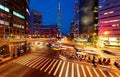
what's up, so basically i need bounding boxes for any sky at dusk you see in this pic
[30,0,75,35]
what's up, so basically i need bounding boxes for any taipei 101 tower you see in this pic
[57,3,62,37]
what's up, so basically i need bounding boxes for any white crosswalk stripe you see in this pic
[81,65,87,77]
[36,57,49,69]
[29,57,42,67]
[65,62,69,77]
[99,69,107,77]
[40,58,52,70]
[76,64,81,77]
[93,68,100,77]
[48,60,59,74]
[53,60,62,76]
[33,57,46,69]
[44,59,56,72]
[87,66,93,77]
[12,55,120,77]
[32,57,46,69]
[115,72,120,77]
[108,71,114,77]
[58,61,66,77]
[71,63,74,77]
[25,57,39,66]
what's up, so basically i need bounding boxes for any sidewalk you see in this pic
[0,57,12,65]
[0,51,30,65]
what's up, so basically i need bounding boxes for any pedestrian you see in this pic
[103,58,106,64]
[98,58,102,65]
[92,59,97,67]
[106,58,111,65]
[87,56,91,62]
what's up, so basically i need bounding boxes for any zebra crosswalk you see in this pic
[13,55,120,77]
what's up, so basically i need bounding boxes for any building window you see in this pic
[13,11,25,19]
[0,4,10,12]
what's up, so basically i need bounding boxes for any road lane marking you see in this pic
[14,55,34,63]
[59,61,66,77]
[77,64,80,77]
[99,69,107,77]
[108,71,114,77]
[65,62,69,77]
[81,65,87,77]
[87,66,93,77]
[20,56,36,65]
[26,57,40,66]
[53,60,62,76]
[17,56,31,63]
[48,60,59,74]
[36,58,49,69]
[20,57,32,65]
[32,57,45,68]
[29,57,42,67]
[71,63,74,77]
[115,72,120,77]
[93,68,100,77]
[44,59,56,72]
[40,59,52,70]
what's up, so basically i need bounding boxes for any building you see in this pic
[0,0,30,58]
[39,25,59,38]
[0,0,30,38]
[30,10,42,38]
[72,0,98,44]
[73,0,98,39]
[70,21,74,39]
[57,3,62,36]
[98,0,120,46]
[73,0,80,38]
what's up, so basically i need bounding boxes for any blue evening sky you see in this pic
[30,0,75,35]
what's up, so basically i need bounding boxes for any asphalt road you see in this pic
[0,45,120,77]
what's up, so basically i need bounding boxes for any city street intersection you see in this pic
[0,41,120,77]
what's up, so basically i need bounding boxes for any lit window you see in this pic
[0,20,9,25]
[104,11,114,15]
[99,6,102,8]
[13,23,24,29]
[13,11,25,19]
[101,20,120,23]
[0,4,10,12]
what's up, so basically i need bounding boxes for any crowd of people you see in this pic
[77,54,111,66]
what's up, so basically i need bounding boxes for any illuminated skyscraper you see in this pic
[57,3,62,36]
[73,0,98,38]
[98,0,120,46]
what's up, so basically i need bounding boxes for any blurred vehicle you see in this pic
[76,52,86,55]
[102,50,117,55]
[84,50,99,56]
[52,47,61,50]
[37,42,43,46]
